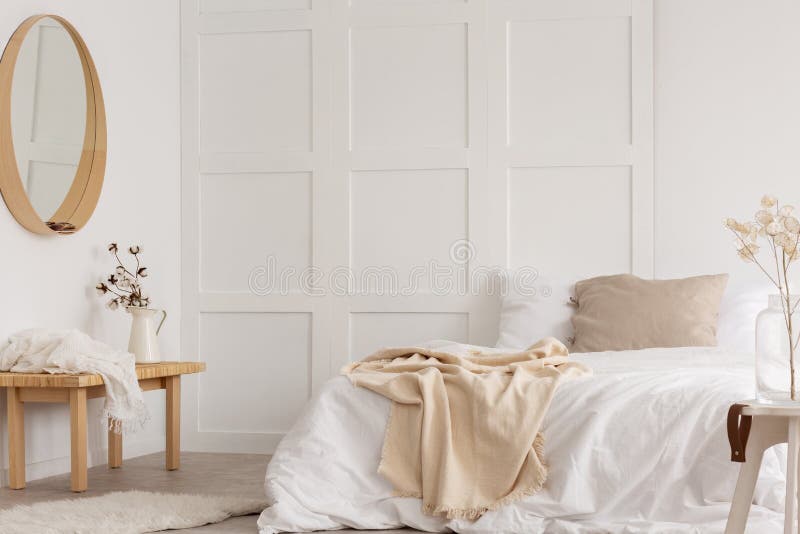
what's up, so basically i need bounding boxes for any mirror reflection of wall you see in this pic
[10,17,86,221]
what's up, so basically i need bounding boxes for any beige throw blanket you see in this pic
[343,337,590,520]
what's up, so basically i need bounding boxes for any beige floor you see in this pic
[0,452,411,533]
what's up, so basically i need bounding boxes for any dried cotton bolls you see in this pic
[96,243,154,313]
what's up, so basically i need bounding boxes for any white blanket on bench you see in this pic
[0,329,148,434]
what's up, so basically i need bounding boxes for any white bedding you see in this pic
[258,346,787,533]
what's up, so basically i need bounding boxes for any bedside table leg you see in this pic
[69,388,88,492]
[165,375,180,471]
[787,418,800,534]
[7,387,26,489]
[108,417,122,468]
[726,416,787,534]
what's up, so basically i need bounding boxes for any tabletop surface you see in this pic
[0,361,205,388]
[737,399,800,416]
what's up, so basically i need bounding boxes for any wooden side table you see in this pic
[0,361,205,492]
[726,400,800,534]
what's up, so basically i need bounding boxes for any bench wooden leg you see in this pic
[108,417,122,469]
[7,387,25,489]
[69,388,88,492]
[726,415,789,534]
[165,375,180,471]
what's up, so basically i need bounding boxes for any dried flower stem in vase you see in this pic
[96,243,151,311]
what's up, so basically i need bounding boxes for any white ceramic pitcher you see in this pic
[127,306,167,363]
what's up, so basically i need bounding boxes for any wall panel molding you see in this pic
[181,0,653,453]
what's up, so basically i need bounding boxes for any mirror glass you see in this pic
[10,16,86,221]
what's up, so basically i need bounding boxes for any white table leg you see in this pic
[727,447,766,533]
[727,416,789,534]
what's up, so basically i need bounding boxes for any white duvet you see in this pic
[258,345,788,533]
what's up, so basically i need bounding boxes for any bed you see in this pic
[257,345,787,533]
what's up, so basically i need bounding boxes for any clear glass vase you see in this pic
[756,294,800,404]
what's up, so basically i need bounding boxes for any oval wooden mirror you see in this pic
[0,14,105,235]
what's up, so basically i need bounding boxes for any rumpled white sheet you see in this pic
[258,343,787,533]
[0,329,149,434]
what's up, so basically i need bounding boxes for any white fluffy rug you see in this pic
[0,490,267,534]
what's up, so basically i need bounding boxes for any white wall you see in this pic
[0,1,181,485]
[180,0,652,453]
[655,0,800,284]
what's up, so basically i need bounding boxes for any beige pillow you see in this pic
[570,273,729,353]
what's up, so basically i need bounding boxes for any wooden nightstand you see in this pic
[0,361,205,492]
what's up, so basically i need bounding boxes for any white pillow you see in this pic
[717,279,773,353]
[495,274,576,350]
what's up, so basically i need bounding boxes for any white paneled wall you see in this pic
[181,0,653,452]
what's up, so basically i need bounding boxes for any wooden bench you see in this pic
[0,361,205,492]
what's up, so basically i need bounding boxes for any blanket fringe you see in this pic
[104,399,150,435]
[393,433,549,521]
[420,467,548,520]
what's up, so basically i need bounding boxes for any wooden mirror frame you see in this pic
[0,14,106,235]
